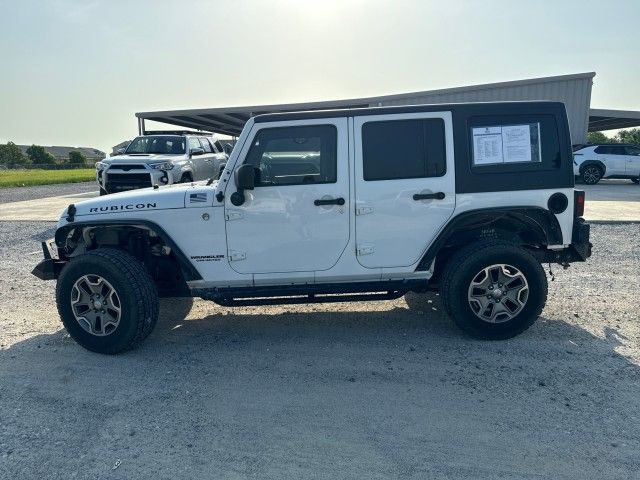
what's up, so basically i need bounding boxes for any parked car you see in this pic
[573,144,640,184]
[33,101,591,354]
[95,132,229,195]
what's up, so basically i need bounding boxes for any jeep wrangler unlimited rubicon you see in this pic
[33,102,591,354]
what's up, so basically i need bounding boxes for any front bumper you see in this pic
[32,239,66,280]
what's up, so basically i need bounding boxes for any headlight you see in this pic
[95,161,107,170]
[150,162,174,171]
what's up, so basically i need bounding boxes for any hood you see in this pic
[106,154,184,163]
[58,181,218,227]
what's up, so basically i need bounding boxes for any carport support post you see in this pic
[138,118,146,136]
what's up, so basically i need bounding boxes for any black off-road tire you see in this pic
[180,173,193,183]
[580,165,603,185]
[440,241,547,340]
[56,248,159,354]
[99,187,108,196]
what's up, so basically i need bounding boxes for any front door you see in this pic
[225,119,350,274]
[353,112,456,269]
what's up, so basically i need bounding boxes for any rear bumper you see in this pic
[537,218,591,264]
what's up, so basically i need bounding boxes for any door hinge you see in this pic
[356,244,375,256]
[356,206,374,216]
[229,250,246,261]
[225,211,243,221]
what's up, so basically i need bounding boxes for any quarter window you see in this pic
[244,125,337,186]
[214,140,224,153]
[362,119,446,181]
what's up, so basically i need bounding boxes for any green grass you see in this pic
[0,169,95,188]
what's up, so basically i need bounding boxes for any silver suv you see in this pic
[573,144,640,184]
[96,132,229,195]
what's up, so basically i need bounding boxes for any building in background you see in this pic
[135,72,640,145]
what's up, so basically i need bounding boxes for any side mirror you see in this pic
[191,147,205,157]
[116,148,126,155]
[235,164,255,190]
[224,143,234,155]
[230,164,255,206]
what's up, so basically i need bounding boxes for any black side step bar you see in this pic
[193,279,428,307]
[215,291,406,307]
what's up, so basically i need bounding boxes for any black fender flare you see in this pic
[54,219,202,281]
[416,206,563,271]
[578,160,606,176]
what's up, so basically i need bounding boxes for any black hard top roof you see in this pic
[253,101,566,124]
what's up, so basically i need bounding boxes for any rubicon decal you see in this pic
[89,203,157,213]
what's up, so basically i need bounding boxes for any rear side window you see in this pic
[244,125,337,186]
[362,119,446,181]
[625,146,640,156]
[200,138,213,153]
[468,114,561,173]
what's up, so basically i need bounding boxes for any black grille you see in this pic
[105,173,151,192]
[108,164,147,171]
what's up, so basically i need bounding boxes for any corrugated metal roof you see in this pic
[136,73,614,143]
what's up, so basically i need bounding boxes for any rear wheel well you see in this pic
[422,210,557,286]
[56,224,191,297]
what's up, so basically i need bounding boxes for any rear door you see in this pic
[353,112,456,268]
[198,137,218,178]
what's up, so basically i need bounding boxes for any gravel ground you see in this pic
[0,182,97,204]
[0,221,639,479]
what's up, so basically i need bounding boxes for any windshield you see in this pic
[125,136,186,155]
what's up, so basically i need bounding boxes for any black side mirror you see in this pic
[224,143,233,155]
[116,148,126,155]
[191,147,205,157]
[231,164,255,206]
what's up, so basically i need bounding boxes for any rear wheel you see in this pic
[441,241,547,340]
[631,177,639,184]
[56,248,159,354]
[581,165,603,185]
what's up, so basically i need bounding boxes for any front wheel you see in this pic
[56,248,159,354]
[440,241,547,340]
[581,165,603,185]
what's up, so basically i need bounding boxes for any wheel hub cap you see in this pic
[70,274,122,336]
[467,264,529,323]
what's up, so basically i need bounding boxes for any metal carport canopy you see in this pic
[135,99,371,137]
[588,108,640,132]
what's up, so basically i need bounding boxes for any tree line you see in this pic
[0,142,88,167]
[587,128,640,145]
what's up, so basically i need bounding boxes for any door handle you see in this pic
[413,192,445,201]
[314,197,345,206]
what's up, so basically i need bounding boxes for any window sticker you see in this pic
[472,123,541,165]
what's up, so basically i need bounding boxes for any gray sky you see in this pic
[1,0,638,153]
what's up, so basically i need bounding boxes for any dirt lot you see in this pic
[0,219,639,480]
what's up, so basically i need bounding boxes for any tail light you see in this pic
[574,190,585,217]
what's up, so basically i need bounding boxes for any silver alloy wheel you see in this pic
[70,274,122,336]
[582,166,601,184]
[467,264,529,323]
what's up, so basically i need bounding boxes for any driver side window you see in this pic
[244,125,337,186]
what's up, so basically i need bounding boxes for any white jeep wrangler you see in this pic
[96,132,229,195]
[34,102,592,354]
